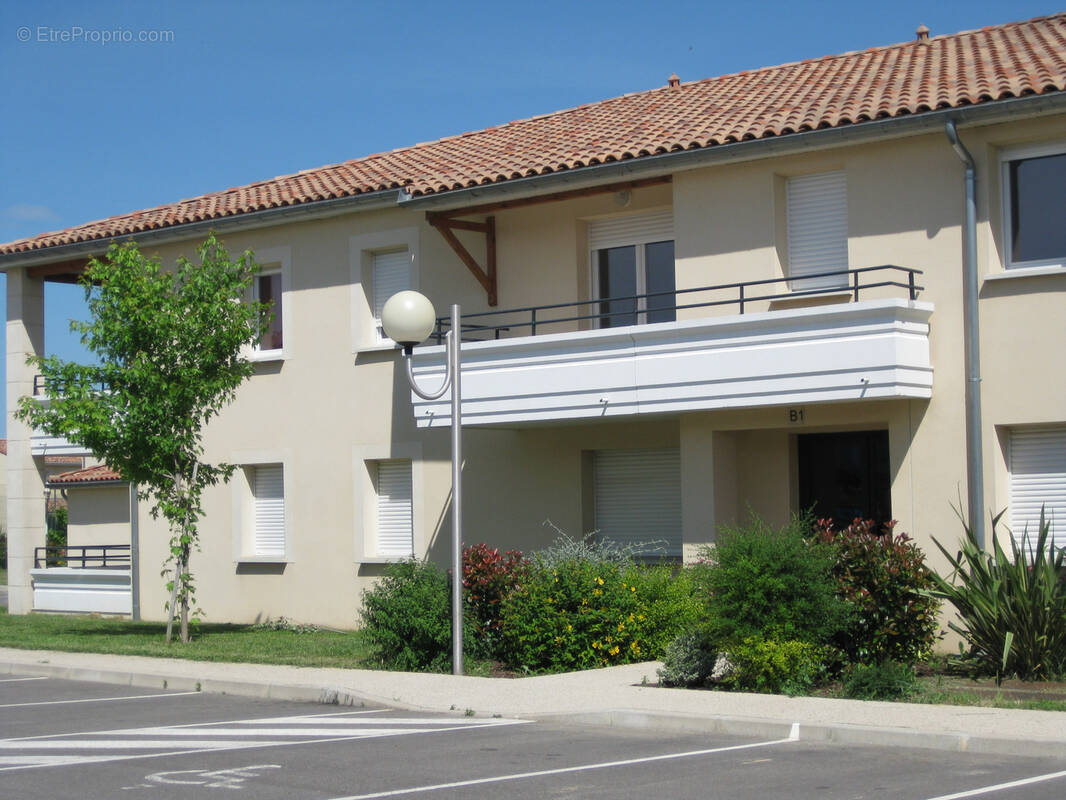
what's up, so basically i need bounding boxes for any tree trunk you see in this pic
[180,543,190,643]
[165,557,182,644]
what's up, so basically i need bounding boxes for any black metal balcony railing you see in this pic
[32,375,108,397]
[432,265,923,344]
[34,544,131,569]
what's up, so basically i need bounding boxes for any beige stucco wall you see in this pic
[10,112,1055,629]
[66,485,130,549]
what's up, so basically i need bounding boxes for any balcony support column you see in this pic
[680,416,737,561]
[6,267,47,614]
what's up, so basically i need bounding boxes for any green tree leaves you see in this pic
[17,234,270,642]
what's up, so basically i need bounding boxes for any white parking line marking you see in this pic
[0,676,49,683]
[0,711,531,772]
[924,769,1066,800]
[119,727,447,737]
[327,734,801,800]
[0,739,297,750]
[0,691,201,708]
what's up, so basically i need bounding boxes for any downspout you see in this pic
[944,119,985,547]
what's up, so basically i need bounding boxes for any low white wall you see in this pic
[30,568,132,615]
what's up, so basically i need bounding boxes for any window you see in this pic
[593,448,681,558]
[374,460,414,557]
[786,171,848,291]
[350,229,419,350]
[372,250,411,342]
[1009,426,1065,554]
[1001,143,1066,270]
[255,271,283,351]
[589,210,675,328]
[252,464,285,557]
[249,246,291,360]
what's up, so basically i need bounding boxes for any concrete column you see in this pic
[680,414,737,561]
[6,268,46,614]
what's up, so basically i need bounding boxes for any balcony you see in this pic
[28,375,94,456]
[408,266,933,427]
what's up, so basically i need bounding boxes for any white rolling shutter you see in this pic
[376,460,414,557]
[253,465,285,556]
[1009,427,1066,553]
[588,209,674,250]
[372,250,411,338]
[594,448,681,557]
[787,171,848,291]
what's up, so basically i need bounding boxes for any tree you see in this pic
[17,234,269,642]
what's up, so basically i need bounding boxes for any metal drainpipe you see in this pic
[944,119,986,548]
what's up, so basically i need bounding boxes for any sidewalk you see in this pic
[3,647,1064,759]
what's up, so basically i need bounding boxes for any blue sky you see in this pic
[0,0,1058,434]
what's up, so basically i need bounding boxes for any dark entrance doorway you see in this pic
[798,430,891,528]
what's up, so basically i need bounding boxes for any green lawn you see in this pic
[0,609,374,669]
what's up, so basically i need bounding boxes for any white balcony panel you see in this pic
[31,434,92,457]
[31,568,132,614]
[410,299,933,427]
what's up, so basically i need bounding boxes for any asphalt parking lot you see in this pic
[1,676,1065,800]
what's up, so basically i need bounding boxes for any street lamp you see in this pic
[380,291,464,675]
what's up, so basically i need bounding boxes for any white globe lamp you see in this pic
[381,290,437,353]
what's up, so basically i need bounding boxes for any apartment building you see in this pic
[2,14,1064,626]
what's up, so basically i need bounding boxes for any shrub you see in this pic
[724,637,826,695]
[658,628,718,688]
[462,543,526,658]
[0,526,6,570]
[498,533,699,672]
[695,514,848,647]
[928,508,1066,682]
[841,660,919,700]
[812,518,941,665]
[359,560,460,672]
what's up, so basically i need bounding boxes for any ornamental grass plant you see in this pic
[928,508,1066,683]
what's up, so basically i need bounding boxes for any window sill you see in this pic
[360,555,414,564]
[236,555,289,564]
[249,349,286,363]
[354,342,400,355]
[985,265,1066,282]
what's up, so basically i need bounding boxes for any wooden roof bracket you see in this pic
[427,213,497,306]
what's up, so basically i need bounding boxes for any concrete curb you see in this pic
[0,659,393,709]
[551,710,1066,759]
[4,656,1065,760]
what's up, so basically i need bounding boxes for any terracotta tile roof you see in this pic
[48,464,124,485]
[2,13,1064,258]
[44,455,85,466]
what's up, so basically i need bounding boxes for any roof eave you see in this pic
[0,187,404,270]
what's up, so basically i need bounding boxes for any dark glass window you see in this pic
[595,240,675,328]
[798,430,891,529]
[1008,152,1066,266]
[257,272,283,350]
[597,245,637,328]
[644,240,676,324]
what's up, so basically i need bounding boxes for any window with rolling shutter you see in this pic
[372,250,411,341]
[593,448,681,558]
[787,171,848,291]
[1009,426,1066,554]
[375,460,414,557]
[253,465,285,557]
[588,210,676,328]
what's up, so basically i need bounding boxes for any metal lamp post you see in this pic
[380,291,464,676]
